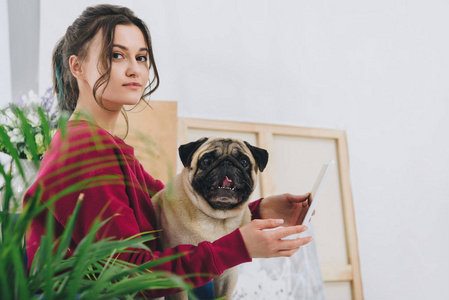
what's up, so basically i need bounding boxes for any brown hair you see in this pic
[52,4,159,114]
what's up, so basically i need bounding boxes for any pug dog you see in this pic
[151,137,269,300]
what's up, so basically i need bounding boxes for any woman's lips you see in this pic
[123,82,142,89]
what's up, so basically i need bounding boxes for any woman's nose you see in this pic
[125,60,139,77]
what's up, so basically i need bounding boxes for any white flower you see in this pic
[26,90,40,106]
[35,133,44,145]
[2,108,18,127]
[35,133,46,154]
[0,113,10,127]
[8,128,24,144]
[1,87,59,159]
[28,111,41,126]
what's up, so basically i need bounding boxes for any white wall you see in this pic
[35,0,449,299]
[8,0,40,99]
[0,0,11,106]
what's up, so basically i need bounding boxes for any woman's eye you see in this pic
[137,56,148,62]
[112,53,124,59]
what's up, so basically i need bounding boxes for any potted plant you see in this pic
[0,93,200,299]
[0,88,62,209]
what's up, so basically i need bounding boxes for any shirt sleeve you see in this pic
[58,172,251,298]
[249,198,263,219]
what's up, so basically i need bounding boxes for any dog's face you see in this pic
[179,138,269,211]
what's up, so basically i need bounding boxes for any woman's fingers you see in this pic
[277,248,302,257]
[278,235,313,250]
[271,224,308,240]
[253,218,285,230]
[240,219,313,258]
[268,225,313,256]
[286,193,310,203]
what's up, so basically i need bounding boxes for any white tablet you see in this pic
[302,160,335,226]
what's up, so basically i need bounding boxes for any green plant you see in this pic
[0,106,202,299]
[0,88,60,161]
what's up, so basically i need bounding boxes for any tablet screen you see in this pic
[302,160,335,226]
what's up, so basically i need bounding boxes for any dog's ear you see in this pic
[244,141,269,172]
[179,137,209,168]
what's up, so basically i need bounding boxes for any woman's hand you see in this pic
[258,193,313,227]
[239,219,312,258]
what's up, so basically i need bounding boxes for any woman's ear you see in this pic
[69,55,83,79]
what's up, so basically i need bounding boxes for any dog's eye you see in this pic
[201,157,213,166]
[240,158,249,168]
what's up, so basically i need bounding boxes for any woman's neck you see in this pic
[70,96,121,134]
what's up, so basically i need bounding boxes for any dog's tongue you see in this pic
[222,176,233,188]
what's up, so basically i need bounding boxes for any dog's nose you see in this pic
[221,160,232,167]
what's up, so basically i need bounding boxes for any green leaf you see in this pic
[53,195,84,263]
[0,125,24,179]
[11,244,31,300]
[42,202,55,298]
[37,107,51,149]
[13,107,39,162]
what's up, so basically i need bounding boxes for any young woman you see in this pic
[24,4,313,298]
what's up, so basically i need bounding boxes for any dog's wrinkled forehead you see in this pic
[198,138,246,156]
[204,139,247,156]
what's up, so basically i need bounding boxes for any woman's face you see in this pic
[83,24,150,110]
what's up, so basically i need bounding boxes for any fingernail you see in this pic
[303,226,308,231]
[276,219,284,225]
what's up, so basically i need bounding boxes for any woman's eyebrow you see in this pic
[113,44,149,52]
